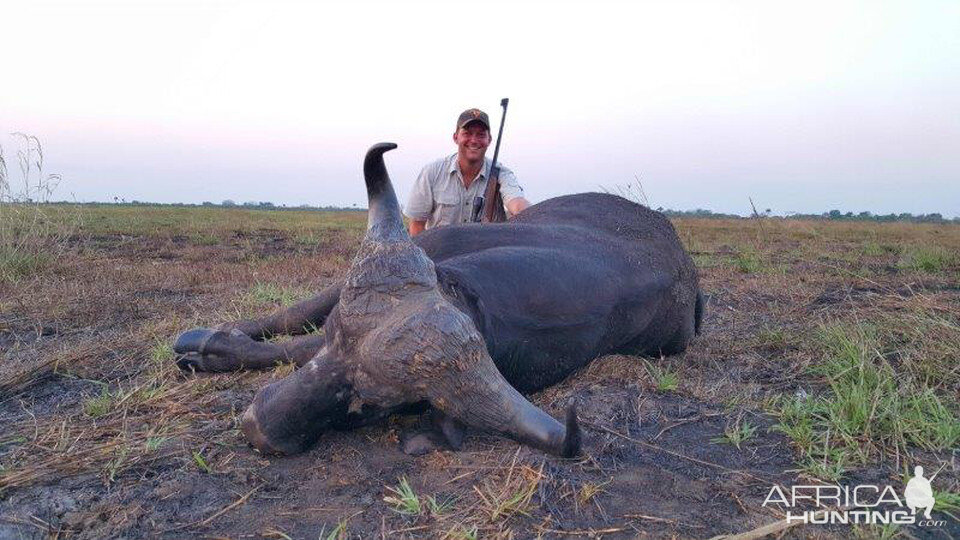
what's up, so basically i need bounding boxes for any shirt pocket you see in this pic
[433,194,463,227]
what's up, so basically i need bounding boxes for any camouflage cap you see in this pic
[456,108,490,131]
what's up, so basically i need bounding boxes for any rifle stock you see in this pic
[482,164,507,223]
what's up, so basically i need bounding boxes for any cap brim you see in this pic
[458,119,490,130]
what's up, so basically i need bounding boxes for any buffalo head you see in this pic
[240,143,580,457]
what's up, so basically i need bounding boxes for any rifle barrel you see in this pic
[474,98,510,223]
[489,98,509,172]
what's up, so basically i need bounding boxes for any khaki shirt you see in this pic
[403,154,524,230]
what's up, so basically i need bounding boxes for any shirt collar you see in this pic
[449,153,489,181]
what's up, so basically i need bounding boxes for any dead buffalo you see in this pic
[175,143,703,458]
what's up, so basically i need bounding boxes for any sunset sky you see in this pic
[2,0,957,216]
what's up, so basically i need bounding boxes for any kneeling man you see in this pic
[404,108,530,236]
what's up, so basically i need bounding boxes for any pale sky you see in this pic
[2,0,958,217]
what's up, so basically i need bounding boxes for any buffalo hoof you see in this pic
[174,327,218,354]
[400,410,466,455]
[176,352,233,373]
[174,327,254,372]
[400,430,450,456]
[431,409,465,450]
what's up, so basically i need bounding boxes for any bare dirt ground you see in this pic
[1,208,958,539]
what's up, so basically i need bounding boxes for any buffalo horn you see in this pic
[431,358,581,458]
[363,142,404,240]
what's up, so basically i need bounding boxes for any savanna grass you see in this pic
[644,360,679,391]
[774,322,960,480]
[320,519,350,540]
[734,247,763,274]
[3,197,958,537]
[384,476,422,515]
[71,204,366,238]
[244,281,311,308]
[711,418,758,449]
[0,134,83,283]
[898,245,957,273]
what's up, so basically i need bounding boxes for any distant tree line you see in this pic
[657,208,742,219]
[43,200,365,212]
[655,207,958,224]
[34,200,959,223]
[784,209,956,224]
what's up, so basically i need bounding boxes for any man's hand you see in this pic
[409,219,427,237]
[506,197,531,217]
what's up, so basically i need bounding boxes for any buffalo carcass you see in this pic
[175,143,703,458]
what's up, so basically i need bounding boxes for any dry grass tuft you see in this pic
[0,134,84,283]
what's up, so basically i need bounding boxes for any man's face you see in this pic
[453,121,491,163]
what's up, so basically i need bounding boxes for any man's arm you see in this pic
[409,219,426,236]
[404,162,437,234]
[506,197,530,216]
[497,165,529,217]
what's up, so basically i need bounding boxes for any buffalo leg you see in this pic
[175,330,324,372]
[218,282,342,339]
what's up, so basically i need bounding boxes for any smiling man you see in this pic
[404,108,531,236]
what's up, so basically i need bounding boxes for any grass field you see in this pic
[1,204,958,539]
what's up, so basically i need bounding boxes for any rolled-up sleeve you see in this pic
[496,165,524,204]
[404,164,435,221]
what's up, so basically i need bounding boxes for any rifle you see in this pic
[470,98,509,223]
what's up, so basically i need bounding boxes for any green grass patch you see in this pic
[644,361,679,392]
[711,418,757,449]
[243,282,308,308]
[753,326,794,350]
[320,519,349,540]
[933,489,960,521]
[478,477,539,521]
[192,450,212,473]
[0,248,52,282]
[898,245,956,273]
[773,323,960,481]
[384,476,421,515]
[879,311,960,392]
[692,252,723,269]
[799,452,851,484]
[63,205,367,237]
[734,248,762,273]
[294,230,326,247]
[83,389,117,418]
[144,437,168,452]
[446,527,478,540]
[426,494,456,516]
[188,231,220,246]
[149,339,174,366]
[861,241,899,257]
[105,446,131,484]
[1,137,85,283]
